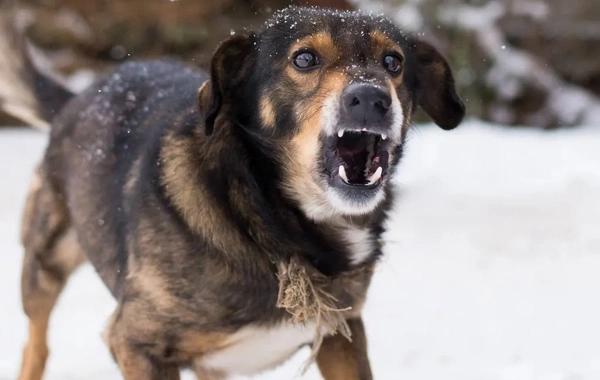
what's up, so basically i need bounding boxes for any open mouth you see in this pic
[326,129,391,188]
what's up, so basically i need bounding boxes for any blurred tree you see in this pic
[2,0,599,128]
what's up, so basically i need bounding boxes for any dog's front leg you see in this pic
[105,310,181,380]
[316,317,373,380]
[109,342,180,380]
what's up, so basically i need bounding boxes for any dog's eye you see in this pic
[383,54,403,74]
[292,51,320,71]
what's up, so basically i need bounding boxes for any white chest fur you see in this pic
[343,224,375,265]
[198,322,318,375]
[196,225,373,375]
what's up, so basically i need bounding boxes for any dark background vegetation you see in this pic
[2,0,599,128]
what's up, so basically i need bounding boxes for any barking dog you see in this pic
[4,6,465,380]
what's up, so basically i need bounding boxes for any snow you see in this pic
[438,2,600,127]
[1,120,600,379]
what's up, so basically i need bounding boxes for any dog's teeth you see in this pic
[339,165,349,183]
[338,130,344,138]
[362,128,367,132]
[366,167,383,185]
[381,133,387,140]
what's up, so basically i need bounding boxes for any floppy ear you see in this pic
[408,39,465,130]
[199,33,257,135]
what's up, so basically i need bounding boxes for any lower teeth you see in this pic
[338,165,382,186]
[366,166,383,185]
[338,165,349,183]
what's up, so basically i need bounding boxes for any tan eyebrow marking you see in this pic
[370,30,405,87]
[370,30,404,59]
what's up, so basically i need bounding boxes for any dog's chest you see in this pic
[197,323,318,375]
[342,224,375,265]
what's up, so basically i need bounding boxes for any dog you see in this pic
[2,5,465,380]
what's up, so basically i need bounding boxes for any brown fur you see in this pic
[259,94,276,128]
[370,31,405,89]
[19,171,85,380]
[194,367,226,380]
[317,318,373,380]
[13,6,465,380]
[370,31,404,60]
[285,70,349,215]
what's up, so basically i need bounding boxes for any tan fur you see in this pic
[105,303,229,372]
[129,264,176,311]
[177,332,229,356]
[371,30,405,87]
[197,81,212,115]
[19,229,85,380]
[124,157,143,195]
[20,173,65,250]
[14,8,464,379]
[285,32,339,91]
[259,94,276,128]
[105,304,167,360]
[282,71,348,219]
[18,320,49,380]
[291,71,349,168]
[160,132,248,254]
[19,172,85,380]
[52,228,86,275]
[295,32,339,63]
[284,65,320,94]
[107,336,181,380]
[193,367,226,380]
[19,171,43,243]
[370,30,404,59]
[316,318,372,380]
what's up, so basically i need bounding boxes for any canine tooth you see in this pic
[366,166,383,185]
[338,130,344,138]
[381,133,387,140]
[361,128,367,132]
[339,165,349,183]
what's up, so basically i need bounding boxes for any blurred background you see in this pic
[1,1,599,380]
[0,0,599,128]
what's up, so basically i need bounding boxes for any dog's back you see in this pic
[42,60,208,292]
[1,17,210,376]
[0,12,210,292]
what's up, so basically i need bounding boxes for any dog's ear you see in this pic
[199,33,257,135]
[408,38,465,130]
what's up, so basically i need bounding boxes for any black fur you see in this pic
[15,6,465,379]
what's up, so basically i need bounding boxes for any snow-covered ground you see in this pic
[1,120,599,380]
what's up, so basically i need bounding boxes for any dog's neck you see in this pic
[234,123,393,269]
[161,122,387,276]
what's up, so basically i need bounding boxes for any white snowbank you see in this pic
[1,120,599,379]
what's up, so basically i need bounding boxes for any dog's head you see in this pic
[199,7,465,220]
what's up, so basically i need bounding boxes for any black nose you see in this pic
[343,84,392,123]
